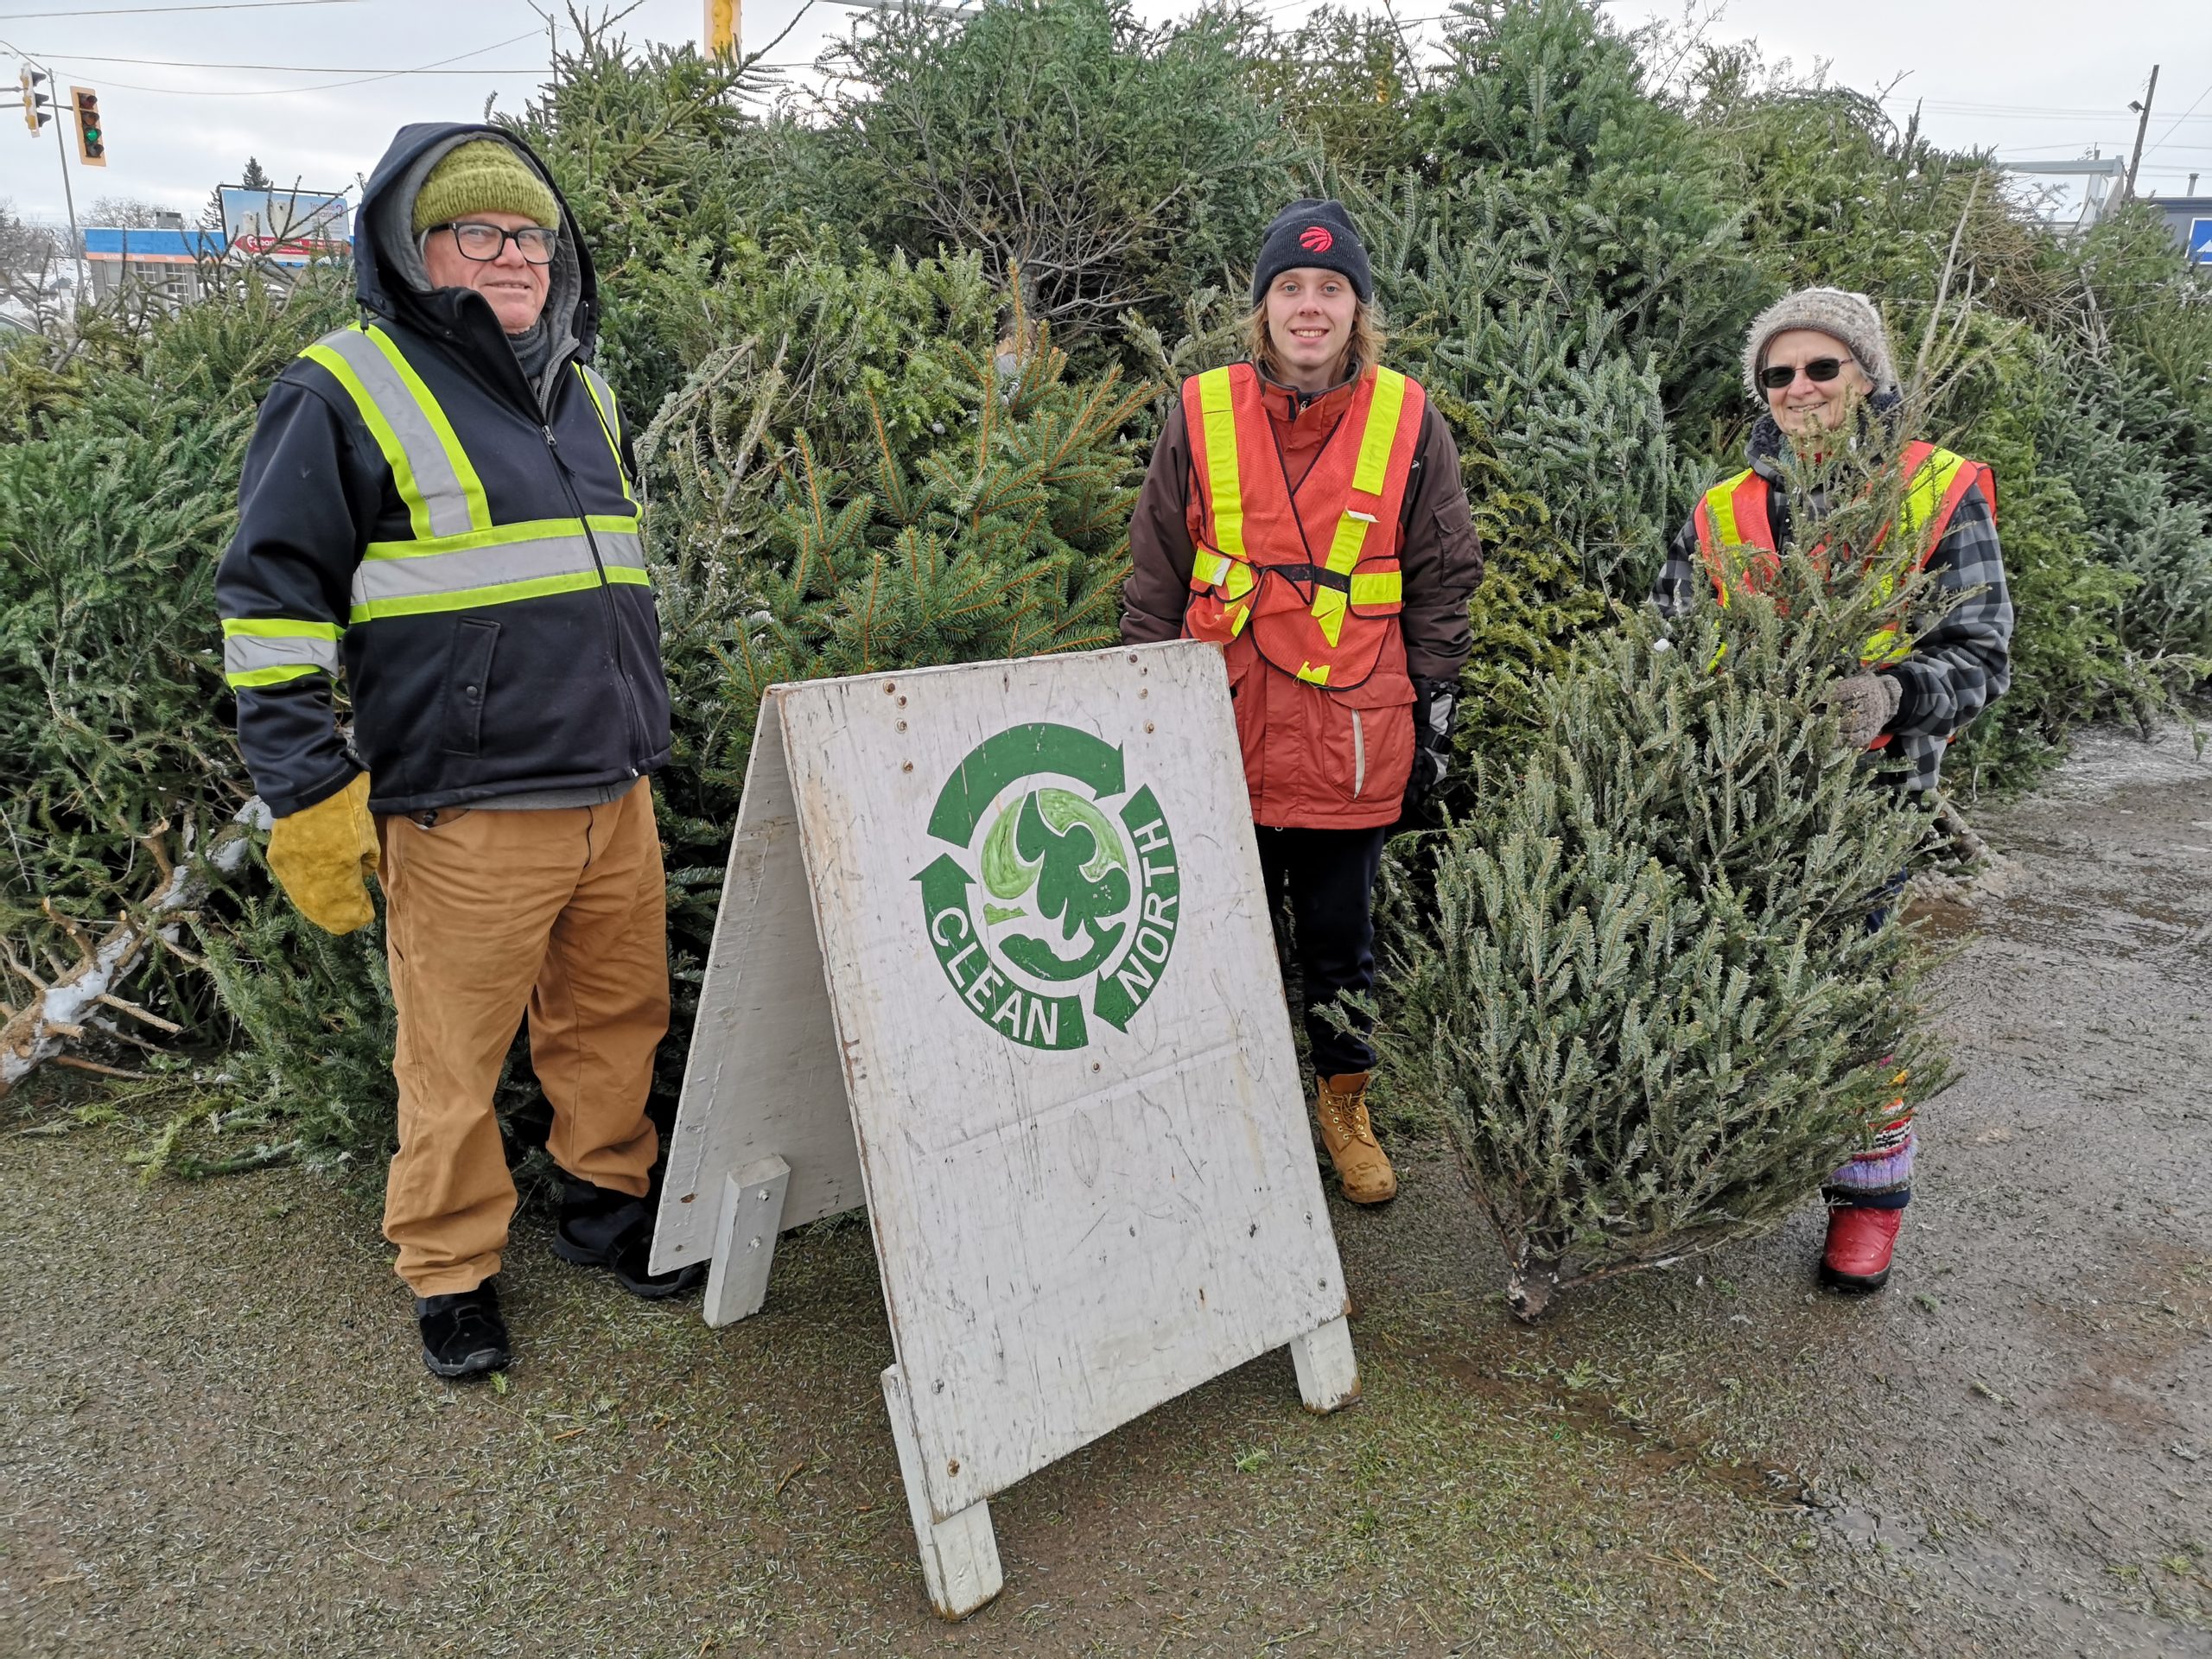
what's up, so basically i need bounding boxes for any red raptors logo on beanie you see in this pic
[1300,225,1333,253]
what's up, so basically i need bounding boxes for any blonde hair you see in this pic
[1244,299,1388,386]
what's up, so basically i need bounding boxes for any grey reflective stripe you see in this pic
[351,529,648,610]
[224,632,342,677]
[309,327,482,539]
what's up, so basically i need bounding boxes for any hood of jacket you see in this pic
[352,122,599,404]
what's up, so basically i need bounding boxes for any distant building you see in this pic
[85,188,352,308]
[84,221,227,306]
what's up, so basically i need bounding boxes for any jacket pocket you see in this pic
[1315,672,1414,810]
[439,618,500,756]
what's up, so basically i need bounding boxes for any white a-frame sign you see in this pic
[649,641,1358,1619]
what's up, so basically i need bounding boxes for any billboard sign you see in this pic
[218,187,348,259]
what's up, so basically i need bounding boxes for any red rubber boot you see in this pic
[1821,1205,1903,1293]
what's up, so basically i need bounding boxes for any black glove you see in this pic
[1404,675,1459,813]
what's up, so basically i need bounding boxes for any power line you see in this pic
[23,49,546,71]
[52,30,548,96]
[0,0,363,16]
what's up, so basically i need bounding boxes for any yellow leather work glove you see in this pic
[266,772,380,936]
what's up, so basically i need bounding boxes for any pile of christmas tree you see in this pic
[1371,431,1949,1314]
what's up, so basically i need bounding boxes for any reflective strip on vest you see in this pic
[301,325,492,542]
[351,518,646,622]
[1694,446,1987,669]
[575,362,638,514]
[1348,571,1401,607]
[1308,368,1411,652]
[1192,367,1253,632]
[220,616,343,688]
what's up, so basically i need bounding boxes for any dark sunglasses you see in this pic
[1759,355,1854,391]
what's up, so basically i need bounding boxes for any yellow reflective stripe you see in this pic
[1351,369,1408,496]
[1348,571,1401,607]
[1313,512,1368,646]
[365,515,640,561]
[226,663,323,688]
[221,616,340,639]
[1195,369,1246,569]
[360,324,491,533]
[302,337,432,540]
[1296,661,1332,685]
[223,628,342,681]
[351,526,646,614]
[1703,480,1744,551]
[1228,603,1250,638]
[1860,625,1907,666]
[1192,550,1233,587]
[575,364,638,513]
[1899,449,1963,550]
[352,565,650,624]
[300,325,491,541]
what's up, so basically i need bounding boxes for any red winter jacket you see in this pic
[1122,370,1483,829]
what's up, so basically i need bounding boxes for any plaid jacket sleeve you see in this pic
[1651,515,1703,618]
[1881,480,2012,741]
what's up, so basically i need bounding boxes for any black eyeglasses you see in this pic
[1759,355,1855,391]
[430,221,558,265]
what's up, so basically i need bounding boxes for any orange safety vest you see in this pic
[1691,440,1995,747]
[1181,362,1426,689]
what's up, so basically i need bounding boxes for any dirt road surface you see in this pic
[3,728,2207,1657]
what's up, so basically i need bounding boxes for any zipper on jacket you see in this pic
[1351,710,1366,798]
[543,419,647,773]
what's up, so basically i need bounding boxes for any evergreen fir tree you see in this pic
[1370,416,1955,1316]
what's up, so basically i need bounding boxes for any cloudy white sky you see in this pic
[0,0,2204,226]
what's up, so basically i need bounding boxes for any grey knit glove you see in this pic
[1822,672,1902,749]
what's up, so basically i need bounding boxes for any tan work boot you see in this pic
[1314,1071,1397,1205]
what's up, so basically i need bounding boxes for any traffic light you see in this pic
[18,67,51,135]
[703,0,737,57]
[71,86,103,165]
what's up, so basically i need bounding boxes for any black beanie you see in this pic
[1250,199,1372,305]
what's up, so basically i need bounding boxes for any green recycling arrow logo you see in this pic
[916,722,1181,1052]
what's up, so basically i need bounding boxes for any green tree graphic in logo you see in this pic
[916,723,1180,1052]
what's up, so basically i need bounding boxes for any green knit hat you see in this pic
[411,139,560,236]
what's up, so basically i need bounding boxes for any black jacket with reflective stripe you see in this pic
[215,122,671,818]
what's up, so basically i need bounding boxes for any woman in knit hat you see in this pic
[1122,200,1484,1206]
[1650,286,2014,1294]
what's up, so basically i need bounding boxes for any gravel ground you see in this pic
[2,727,2207,1657]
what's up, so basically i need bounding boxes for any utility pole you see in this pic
[2124,63,2159,202]
[42,66,84,298]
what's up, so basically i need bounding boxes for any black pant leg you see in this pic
[1277,824,1387,1079]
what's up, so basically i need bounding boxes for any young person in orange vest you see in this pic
[1123,200,1484,1205]
[1653,286,2013,1293]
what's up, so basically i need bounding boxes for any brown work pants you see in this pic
[376,782,668,1295]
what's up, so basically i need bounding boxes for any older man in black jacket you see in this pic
[217,124,699,1379]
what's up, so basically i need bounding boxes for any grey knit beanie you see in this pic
[1741,287,1897,399]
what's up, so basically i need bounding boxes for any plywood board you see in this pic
[650,693,862,1275]
[776,641,1347,1523]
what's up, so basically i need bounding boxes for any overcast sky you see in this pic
[0,0,2204,226]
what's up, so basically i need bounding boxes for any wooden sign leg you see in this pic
[701,1155,791,1328]
[1289,1315,1360,1413]
[881,1364,1003,1620]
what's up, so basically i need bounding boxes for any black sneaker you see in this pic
[552,1180,706,1300]
[416,1281,512,1379]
